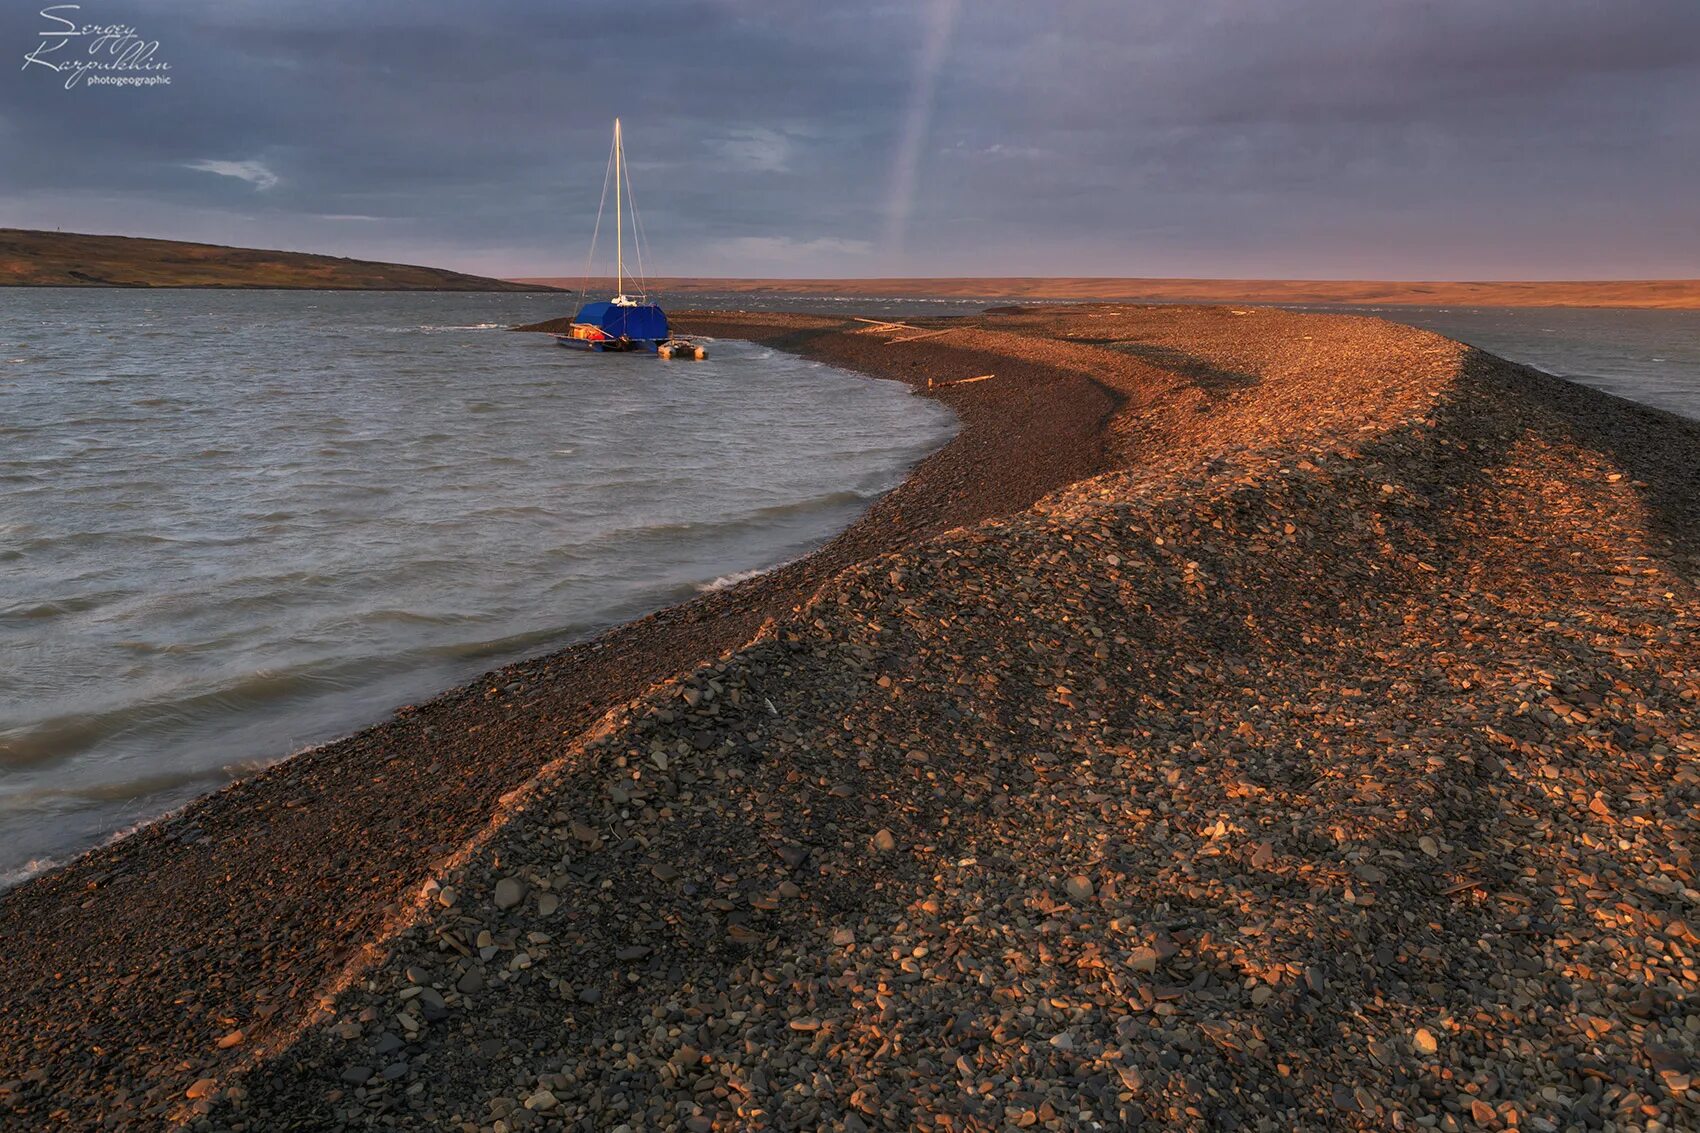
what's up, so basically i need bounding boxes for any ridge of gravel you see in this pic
[7,306,1699,1132]
[220,309,1698,1131]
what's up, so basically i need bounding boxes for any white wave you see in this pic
[0,855,62,890]
[0,753,289,893]
[696,566,774,592]
[0,808,161,892]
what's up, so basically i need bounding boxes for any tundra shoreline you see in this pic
[0,228,564,291]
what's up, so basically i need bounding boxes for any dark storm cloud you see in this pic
[2,0,1697,277]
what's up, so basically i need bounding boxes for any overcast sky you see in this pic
[3,1,1698,279]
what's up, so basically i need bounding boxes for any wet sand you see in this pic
[2,306,1697,1131]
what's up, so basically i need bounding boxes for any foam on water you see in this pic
[697,565,784,592]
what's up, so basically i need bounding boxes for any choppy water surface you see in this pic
[0,289,956,883]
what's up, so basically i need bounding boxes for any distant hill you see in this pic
[0,229,561,291]
[515,275,1700,310]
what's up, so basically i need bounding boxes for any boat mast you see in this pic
[614,118,624,298]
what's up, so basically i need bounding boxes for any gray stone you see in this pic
[494,877,526,910]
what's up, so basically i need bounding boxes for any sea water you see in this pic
[0,289,957,883]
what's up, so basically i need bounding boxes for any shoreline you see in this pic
[4,305,1697,1130]
[0,309,1121,1126]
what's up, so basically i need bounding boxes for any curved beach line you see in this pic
[4,305,1697,1131]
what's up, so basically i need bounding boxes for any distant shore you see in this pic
[518,274,1700,309]
[3,306,1697,1130]
[0,228,562,292]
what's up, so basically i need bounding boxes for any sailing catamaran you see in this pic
[556,119,691,356]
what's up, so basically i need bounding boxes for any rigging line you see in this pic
[621,148,651,300]
[618,143,649,297]
[579,131,617,299]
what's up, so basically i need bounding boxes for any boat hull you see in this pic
[553,334,660,354]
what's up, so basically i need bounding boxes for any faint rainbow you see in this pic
[883,0,962,260]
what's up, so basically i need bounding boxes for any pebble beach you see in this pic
[3,305,1697,1131]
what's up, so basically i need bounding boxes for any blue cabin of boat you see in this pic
[572,300,669,342]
